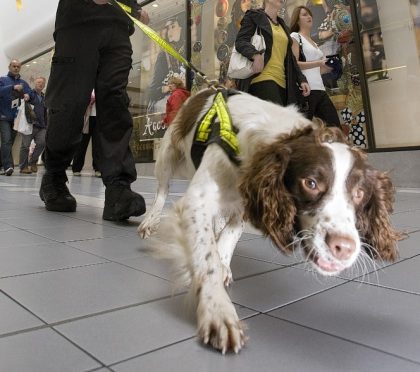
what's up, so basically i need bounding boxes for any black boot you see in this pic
[39,174,76,212]
[103,184,146,221]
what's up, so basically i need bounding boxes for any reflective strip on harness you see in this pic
[195,92,239,155]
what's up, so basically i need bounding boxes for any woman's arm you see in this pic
[235,11,263,61]
[291,39,329,71]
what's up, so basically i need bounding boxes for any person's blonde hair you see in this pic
[168,76,185,89]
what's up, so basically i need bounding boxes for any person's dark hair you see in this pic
[289,6,313,33]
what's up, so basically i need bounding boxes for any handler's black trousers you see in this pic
[44,22,136,186]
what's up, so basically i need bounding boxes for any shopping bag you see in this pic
[13,101,33,135]
[227,27,265,79]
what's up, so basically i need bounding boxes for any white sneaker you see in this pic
[73,172,81,176]
[94,171,101,178]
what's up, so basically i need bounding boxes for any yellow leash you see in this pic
[112,0,210,86]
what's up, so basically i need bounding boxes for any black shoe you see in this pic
[103,185,146,221]
[39,174,76,212]
[5,167,13,176]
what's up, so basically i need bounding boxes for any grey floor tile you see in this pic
[0,221,17,232]
[0,328,100,372]
[55,295,196,365]
[391,209,420,233]
[4,213,90,230]
[66,235,146,261]
[56,295,258,366]
[398,230,420,259]
[0,263,172,323]
[115,255,174,281]
[235,237,303,265]
[0,229,53,248]
[0,242,108,278]
[111,315,420,372]
[356,255,420,294]
[230,255,280,280]
[0,292,43,335]
[26,223,130,242]
[230,266,346,312]
[269,281,420,363]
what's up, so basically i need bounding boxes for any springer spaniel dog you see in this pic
[138,88,400,354]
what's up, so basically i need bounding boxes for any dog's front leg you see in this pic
[138,130,178,238]
[192,237,246,354]
[214,213,244,286]
[185,183,246,353]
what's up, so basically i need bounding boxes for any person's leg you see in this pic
[29,127,46,171]
[248,80,287,106]
[19,133,33,171]
[0,120,14,174]
[40,23,103,211]
[95,23,145,220]
[89,116,100,173]
[71,132,91,173]
[314,91,342,128]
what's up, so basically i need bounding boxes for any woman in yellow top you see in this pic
[234,0,310,107]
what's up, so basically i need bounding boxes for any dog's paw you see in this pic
[197,294,247,354]
[137,215,160,239]
[222,265,233,287]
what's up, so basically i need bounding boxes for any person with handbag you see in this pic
[0,59,31,176]
[18,77,48,174]
[290,5,341,128]
[233,0,310,107]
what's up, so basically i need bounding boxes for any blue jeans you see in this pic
[0,120,17,171]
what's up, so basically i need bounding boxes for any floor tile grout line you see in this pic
[0,291,186,340]
[256,280,353,315]
[0,261,112,280]
[349,278,420,296]
[51,327,108,369]
[106,335,198,369]
[265,313,420,366]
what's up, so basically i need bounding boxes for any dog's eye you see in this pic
[353,188,364,204]
[303,178,318,191]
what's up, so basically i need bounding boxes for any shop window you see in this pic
[356,0,420,148]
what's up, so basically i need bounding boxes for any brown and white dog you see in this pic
[138,88,400,353]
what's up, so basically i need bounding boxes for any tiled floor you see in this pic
[1,170,420,371]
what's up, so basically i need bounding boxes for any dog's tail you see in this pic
[146,200,194,290]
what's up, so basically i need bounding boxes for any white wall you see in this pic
[0,0,58,67]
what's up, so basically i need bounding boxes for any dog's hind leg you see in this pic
[138,131,179,239]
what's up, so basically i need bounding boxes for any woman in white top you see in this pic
[289,5,341,128]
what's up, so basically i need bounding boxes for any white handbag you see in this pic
[13,101,33,136]
[227,27,266,79]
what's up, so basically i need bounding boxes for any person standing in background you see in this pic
[163,77,190,127]
[233,0,310,108]
[19,76,48,174]
[39,0,150,221]
[72,90,101,177]
[290,5,341,128]
[0,59,31,176]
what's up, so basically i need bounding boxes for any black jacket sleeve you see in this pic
[234,11,261,61]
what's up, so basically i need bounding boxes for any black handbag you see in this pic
[298,34,306,62]
[24,102,37,124]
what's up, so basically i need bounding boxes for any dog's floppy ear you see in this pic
[357,168,402,261]
[238,140,297,252]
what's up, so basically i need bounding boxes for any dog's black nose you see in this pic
[326,233,356,261]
